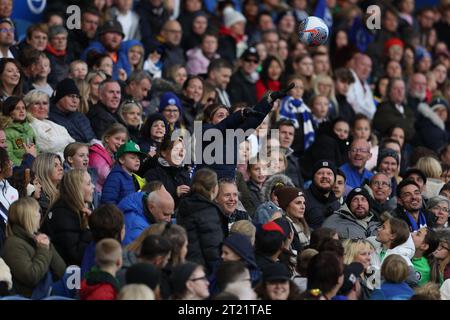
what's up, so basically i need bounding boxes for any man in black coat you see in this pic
[87,79,121,139]
[304,160,341,230]
[227,47,259,106]
[67,6,100,61]
[276,119,305,188]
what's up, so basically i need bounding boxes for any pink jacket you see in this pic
[89,143,114,192]
[186,47,220,75]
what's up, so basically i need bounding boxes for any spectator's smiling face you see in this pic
[216,183,238,215]
[314,168,335,190]
[379,156,398,178]
[162,105,180,124]
[184,78,203,103]
[1,61,20,87]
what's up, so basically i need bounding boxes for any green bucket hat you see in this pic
[116,140,147,159]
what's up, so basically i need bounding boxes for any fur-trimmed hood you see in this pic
[417,102,445,130]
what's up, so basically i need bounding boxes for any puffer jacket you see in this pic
[79,267,119,300]
[89,143,114,192]
[177,193,228,273]
[2,224,66,297]
[101,164,138,205]
[322,204,380,240]
[4,120,37,166]
[40,198,92,266]
[117,191,156,245]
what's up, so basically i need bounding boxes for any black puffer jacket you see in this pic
[40,198,92,266]
[144,159,191,207]
[176,193,228,273]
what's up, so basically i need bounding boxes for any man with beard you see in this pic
[87,79,122,139]
[82,20,131,80]
[340,139,374,191]
[304,160,340,230]
[393,179,436,232]
[323,187,379,240]
[0,18,17,59]
[407,73,427,115]
[215,179,250,231]
[68,6,100,62]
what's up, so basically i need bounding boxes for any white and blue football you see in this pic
[298,16,329,46]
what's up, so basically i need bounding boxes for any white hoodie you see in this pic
[366,234,416,289]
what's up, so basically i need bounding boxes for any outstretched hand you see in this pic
[268,82,296,104]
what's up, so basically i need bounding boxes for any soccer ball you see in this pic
[298,16,329,46]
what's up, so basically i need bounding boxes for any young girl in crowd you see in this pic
[32,153,64,214]
[411,227,440,286]
[432,230,450,284]
[64,142,89,171]
[41,169,94,266]
[246,158,268,212]
[312,74,338,119]
[1,96,38,166]
[309,95,330,130]
[144,137,191,208]
[89,123,128,192]
[101,141,145,205]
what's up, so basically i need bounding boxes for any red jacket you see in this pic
[79,269,119,300]
[255,79,281,101]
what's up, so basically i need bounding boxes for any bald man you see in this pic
[346,53,376,119]
[118,187,175,245]
[340,139,374,192]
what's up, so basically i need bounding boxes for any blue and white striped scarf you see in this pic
[280,96,315,150]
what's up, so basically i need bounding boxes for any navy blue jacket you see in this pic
[101,164,137,205]
[196,97,271,180]
[49,104,95,143]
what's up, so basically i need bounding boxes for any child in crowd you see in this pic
[69,60,88,81]
[101,140,145,205]
[1,96,38,166]
[64,142,89,170]
[351,114,378,170]
[80,238,122,300]
[411,227,440,286]
[309,95,330,130]
[247,157,268,211]
[31,54,53,97]
[368,215,417,288]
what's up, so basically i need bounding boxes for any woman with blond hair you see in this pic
[117,100,143,142]
[41,169,94,266]
[2,197,66,298]
[416,156,445,198]
[24,90,75,159]
[32,153,64,214]
[343,238,376,299]
[312,74,338,118]
[86,70,108,106]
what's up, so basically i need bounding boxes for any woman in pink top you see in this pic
[89,123,128,192]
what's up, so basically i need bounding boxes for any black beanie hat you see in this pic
[51,78,80,104]
[170,262,200,296]
[345,187,371,209]
[312,159,337,178]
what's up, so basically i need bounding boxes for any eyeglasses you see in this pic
[0,27,14,33]
[432,205,449,213]
[350,148,370,154]
[371,181,391,188]
[67,94,80,100]
[189,276,208,282]
[437,244,450,251]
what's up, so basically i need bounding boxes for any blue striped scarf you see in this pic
[280,96,315,150]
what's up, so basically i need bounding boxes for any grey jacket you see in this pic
[322,204,380,240]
